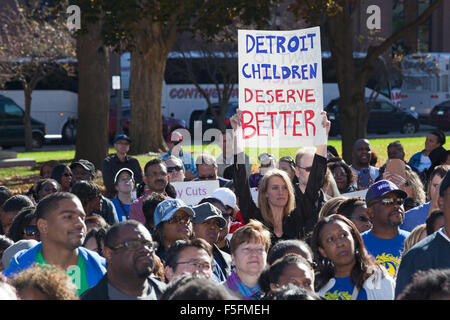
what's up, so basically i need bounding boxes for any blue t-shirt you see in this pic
[323,277,367,300]
[112,197,135,222]
[361,230,410,279]
[400,201,431,232]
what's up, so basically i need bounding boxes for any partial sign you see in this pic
[171,180,220,205]
[238,27,325,149]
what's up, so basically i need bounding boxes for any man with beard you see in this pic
[361,180,409,280]
[2,192,106,296]
[129,158,170,224]
[350,139,380,189]
[81,220,166,300]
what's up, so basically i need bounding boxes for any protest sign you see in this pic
[237,27,325,149]
[341,189,368,199]
[171,180,220,205]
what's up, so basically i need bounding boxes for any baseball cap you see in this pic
[153,199,195,228]
[210,188,237,209]
[365,179,408,206]
[2,240,39,269]
[113,134,131,144]
[70,159,95,175]
[192,202,226,229]
[169,131,183,143]
[439,171,450,197]
[114,168,135,184]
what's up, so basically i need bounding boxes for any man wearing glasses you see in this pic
[81,220,166,300]
[163,156,186,183]
[101,134,143,198]
[164,238,214,282]
[3,193,106,296]
[362,180,410,279]
[193,153,230,187]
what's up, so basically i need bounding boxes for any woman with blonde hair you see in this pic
[402,224,427,257]
[229,109,331,243]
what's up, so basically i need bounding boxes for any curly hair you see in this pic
[10,265,79,300]
[397,269,450,300]
[7,207,37,242]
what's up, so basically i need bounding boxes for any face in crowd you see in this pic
[197,164,217,181]
[165,158,185,183]
[115,171,135,195]
[367,192,405,229]
[352,139,372,167]
[161,210,193,249]
[165,245,213,282]
[144,163,168,193]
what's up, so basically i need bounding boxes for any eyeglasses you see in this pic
[168,214,193,225]
[175,259,212,270]
[110,239,156,252]
[24,225,39,236]
[350,216,371,223]
[298,166,312,172]
[198,175,216,180]
[378,197,405,206]
[167,165,183,173]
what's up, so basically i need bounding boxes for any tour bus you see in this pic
[400,52,450,122]
[120,50,392,130]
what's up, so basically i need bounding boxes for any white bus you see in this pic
[400,52,450,121]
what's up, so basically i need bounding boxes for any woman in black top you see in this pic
[230,109,330,244]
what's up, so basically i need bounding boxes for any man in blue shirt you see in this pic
[362,180,410,279]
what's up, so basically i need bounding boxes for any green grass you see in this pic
[1,136,447,194]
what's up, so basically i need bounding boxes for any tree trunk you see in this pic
[23,86,33,151]
[74,19,110,170]
[128,22,176,155]
[326,9,369,164]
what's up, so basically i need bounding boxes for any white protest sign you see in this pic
[341,189,368,199]
[238,27,325,149]
[171,180,220,205]
[250,187,259,205]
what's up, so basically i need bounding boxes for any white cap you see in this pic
[210,187,237,209]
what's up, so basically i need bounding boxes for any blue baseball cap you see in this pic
[365,180,407,206]
[153,199,195,228]
[113,134,131,144]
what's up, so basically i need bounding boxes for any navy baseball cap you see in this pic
[365,180,407,206]
[153,199,195,228]
[113,134,131,144]
[192,202,226,229]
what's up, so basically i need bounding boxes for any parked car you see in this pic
[0,95,46,148]
[428,100,450,131]
[193,102,238,134]
[109,107,187,142]
[326,98,420,136]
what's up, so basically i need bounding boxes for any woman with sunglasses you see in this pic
[336,197,372,233]
[51,164,73,192]
[311,214,395,300]
[7,207,40,242]
[229,109,331,243]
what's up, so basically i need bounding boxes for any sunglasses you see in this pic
[350,216,371,223]
[167,165,183,173]
[168,214,193,224]
[110,239,156,252]
[24,225,39,236]
[298,166,312,172]
[198,175,216,180]
[378,197,405,206]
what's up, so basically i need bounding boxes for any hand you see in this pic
[383,172,406,188]
[321,111,331,137]
[230,109,242,131]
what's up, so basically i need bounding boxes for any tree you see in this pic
[289,0,444,163]
[171,41,238,133]
[102,0,276,155]
[0,0,75,151]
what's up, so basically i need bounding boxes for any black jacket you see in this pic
[80,274,166,300]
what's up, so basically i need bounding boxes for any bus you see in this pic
[400,52,450,122]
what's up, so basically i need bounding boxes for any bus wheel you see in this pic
[62,120,77,144]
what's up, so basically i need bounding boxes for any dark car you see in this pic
[0,95,46,148]
[326,98,420,136]
[428,100,450,131]
[109,106,187,142]
[193,102,238,134]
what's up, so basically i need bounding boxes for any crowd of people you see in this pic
[0,110,449,301]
